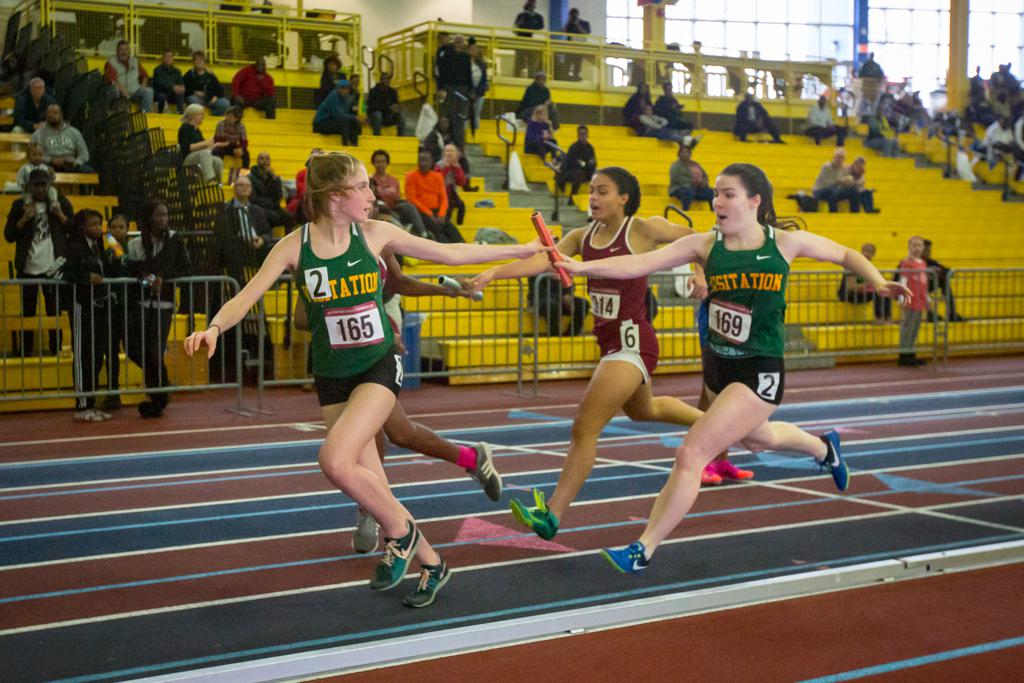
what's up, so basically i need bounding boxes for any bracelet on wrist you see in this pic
[208,324,221,335]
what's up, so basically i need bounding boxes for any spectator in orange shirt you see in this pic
[231,57,276,120]
[404,149,463,243]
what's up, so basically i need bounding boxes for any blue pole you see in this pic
[854,0,869,69]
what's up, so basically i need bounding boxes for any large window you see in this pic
[870,0,1024,94]
[664,0,854,63]
[605,0,854,93]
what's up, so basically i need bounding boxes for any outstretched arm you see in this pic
[471,227,583,290]
[184,231,298,357]
[374,219,541,265]
[558,232,709,279]
[783,230,913,301]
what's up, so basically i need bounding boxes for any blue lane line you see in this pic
[798,635,1024,682]
[3,386,1021,482]
[5,471,1021,605]
[4,431,1023,549]
[6,420,1024,505]
[55,533,1024,683]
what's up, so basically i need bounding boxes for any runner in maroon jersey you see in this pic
[473,166,710,540]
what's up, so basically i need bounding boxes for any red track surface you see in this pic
[337,563,1024,683]
[3,356,1024,680]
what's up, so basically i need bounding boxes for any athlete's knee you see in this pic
[383,422,415,449]
[622,402,655,422]
[318,446,357,487]
[674,443,707,470]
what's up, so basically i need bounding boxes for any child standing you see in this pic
[897,236,930,366]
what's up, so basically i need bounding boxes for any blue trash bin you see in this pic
[401,313,423,389]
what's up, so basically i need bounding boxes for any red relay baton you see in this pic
[530,211,574,288]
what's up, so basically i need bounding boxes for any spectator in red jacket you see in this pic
[231,57,276,119]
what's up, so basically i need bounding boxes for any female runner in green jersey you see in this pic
[555,163,911,573]
[184,152,541,606]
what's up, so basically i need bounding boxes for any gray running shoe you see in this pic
[467,442,502,501]
[352,508,380,554]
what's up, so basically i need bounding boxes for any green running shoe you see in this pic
[369,520,421,592]
[509,487,559,540]
[403,558,451,608]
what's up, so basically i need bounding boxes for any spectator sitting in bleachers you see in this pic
[812,148,860,213]
[404,148,463,243]
[1014,112,1024,180]
[212,105,250,183]
[367,72,405,137]
[517,71,558,129]
[248,152,293,229]
[864,113,900,157]
[4,169,73,357]
[436,143,475,225]
[623,82,653,132]
[965,90,997,128]
[838,242,892,324]
[981,116,1016,169]
[423,116,472,175]
[922,239,966,323]
[891,91,931,133]
[805,95,847,146]
[184,51,230,116]
[231,57,276,120]
[216,174,272,272]
[557,124,597,202]
[524,105,557,159]
[125,198,191,417]
[668,140,713,211]
[104,40,154,113]
[313,79,360,146]
[178,103,228,183]
[369,148,429,238]
[653,81,693,132]
[315,56,342,105]
[12,77,56,133]
[636,103,686,143]
[31,104,93,173]
[14,142,57,204]
[63,208,120,422]
[846,155,880,213]
[152,49,186,115]
[734,92,783,143]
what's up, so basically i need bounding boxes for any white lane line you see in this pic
[2,452,1021,574]
[4,377,1022,451]
[5,492,1022,637]
[8,421,1024,528]
[4,423,1024,524]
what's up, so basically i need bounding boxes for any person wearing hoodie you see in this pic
[30,104,92,172]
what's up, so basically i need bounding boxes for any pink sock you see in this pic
[456,445,478,469]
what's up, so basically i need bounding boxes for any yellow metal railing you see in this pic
[35,0,360,72]
[376,21,834,107]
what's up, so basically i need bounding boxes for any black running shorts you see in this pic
[314,346,403,407]
[702,351,785,406]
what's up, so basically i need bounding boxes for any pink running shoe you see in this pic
[701,466,723,486]
[713,459,755,481]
